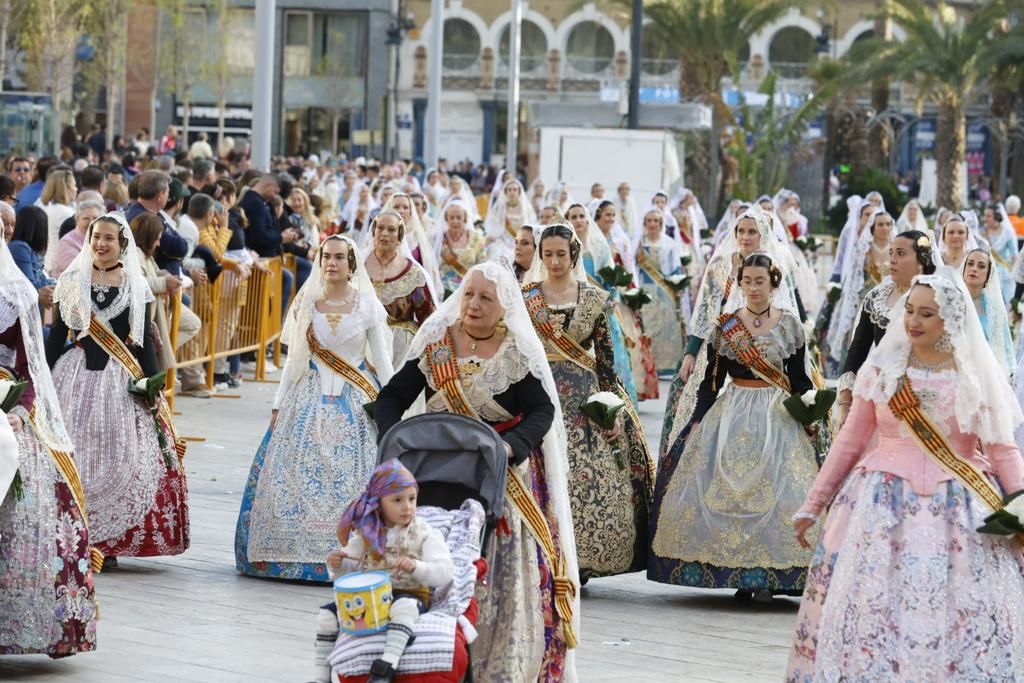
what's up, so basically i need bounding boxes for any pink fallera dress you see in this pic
[786,366,1024,682]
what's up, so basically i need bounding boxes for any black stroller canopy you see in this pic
[377,413,507,519]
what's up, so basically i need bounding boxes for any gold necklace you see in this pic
[321,288,355,307]
[909,351,955,372]
[461,321,497,353]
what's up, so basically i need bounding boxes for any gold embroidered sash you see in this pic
[0,367,104,572]
[636,248,678,303]
[423,331,578,648]
[86,314,186,462]
[888,375,1004,512]
[441,237,469,277]
[716,313,792,395]
[305,324,378,399]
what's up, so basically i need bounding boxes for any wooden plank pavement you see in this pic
[0,377,797,682]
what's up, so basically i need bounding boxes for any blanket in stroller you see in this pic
[328,500,485,677]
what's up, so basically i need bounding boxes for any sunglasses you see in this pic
[1,196,18,206]
[11,166,30,173]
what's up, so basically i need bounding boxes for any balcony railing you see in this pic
[442,53,479,76]
[769,62,811,80]
[562,55,616,80]
[496,55,548,78]
[641,58,679,77]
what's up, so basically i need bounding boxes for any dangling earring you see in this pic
[935,331,953,353]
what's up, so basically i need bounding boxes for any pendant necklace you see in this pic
[92,262,122,303]
[461,322,497,353]
[745,304,771,328]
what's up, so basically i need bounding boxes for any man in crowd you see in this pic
[0,201,14,242]
[15,155,58,211]
[189,132,215,160]
[124,170,189,276]
[6,157,32,195]
[238,173,294,309]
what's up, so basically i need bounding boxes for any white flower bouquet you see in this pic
[825,282,842,305]
[665,273,692,292]
[582,392,627,469]
[0,378,28,500]
[127,371,173,467]
[978,491,1024,537]
[621,287,653,310]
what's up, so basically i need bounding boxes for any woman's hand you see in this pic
[835,389,852,431]
[503,442,513,460]
[6,413,23,432]
[678,354,696,384]
[603,414,622,440]
[794,516,817,549]
[269,410,278,432]
[326,550,347,571]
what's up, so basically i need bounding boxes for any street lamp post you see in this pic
[424,0,443,169]
[505,0,523,174]
[252,0,275,170]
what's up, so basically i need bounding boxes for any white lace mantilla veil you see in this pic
[897,199,930,232]
[858,266,1023,445]
[827,208,899,359]
[277,235,394,406]
[382,192,443,301]
[339,181,377,225]
[445,178,479,223]
[630,209,681,276]
[485,177,537,243]
[720,205,802,320]
[404,261,580,665]
[936,210,981,256]
[523,222,589,283]
[53,211,153,345]
[565,202,616,277]
[0,236,74,453]
[431,199,473,254]
[961,247,1015,376]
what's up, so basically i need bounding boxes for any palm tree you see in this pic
[614,0,816,215]
[845,0,1014,209]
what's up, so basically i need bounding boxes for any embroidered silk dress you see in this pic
[235,295,393,581]
[438,231,486,299]
[0,321,97,657]
[635,238,685,374]
[45,288,189,558]
[371,259,436,367]
[649,311,819,591]
[582,247,638,405]
[521,281,654,580]
[787,367,1024,681]
[375,340,569,682]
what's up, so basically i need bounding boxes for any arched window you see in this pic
[641,31,676,76]
[768,26,816,65]
[566,21,615,74]
[443,18,481,71]
[853,29,874,47]
[499,20,548,73]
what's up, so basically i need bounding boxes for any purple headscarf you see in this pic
[337,458,419,556]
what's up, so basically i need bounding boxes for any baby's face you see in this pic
[380,486,417,527]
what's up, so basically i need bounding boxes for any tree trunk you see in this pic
[182,92,191,144]
[868,8,890,170]
[0,0,9,93]
[848,111,870,175]
[822,105,836,215]
[217,94,227,156]
[935,99,965,210]
[106,70,117,156]
[706,104,723,218]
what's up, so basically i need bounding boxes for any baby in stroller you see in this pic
[316,413,507,683]
[316,459,454,683]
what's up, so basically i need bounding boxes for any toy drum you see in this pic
[334,570,393,636]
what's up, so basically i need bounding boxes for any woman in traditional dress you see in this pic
[513,224,538,283]
[633,208,685,374]
[382,192,443,297]
[979,202,1019,302]
[446,176,479,224]
[339,183,376,240]
[0,237,98,657]
[788,268,1024,681]
[528,178,547,216]
[435,199,486,298]
[651,254,819,598]
[46,212,188,562]
[896,198,930,235]
[615,182,639,239]
[938,212,974,271]
[823,209,896,373]
[522,224,654,582]
[566,202,639,404]
[485,177,536,262]
[375,263,579,682]
[835,230,937,427]
[235,236,394,581]
[962,247,1015,376]
[661,206,796,459]
[364,210,437,367]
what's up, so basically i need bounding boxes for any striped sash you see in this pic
[0,367,104,572]
[888,375,1004,512]
[87,315,186,463]
[441,237,469,277]
[716,313,792,394]
[305,324,378,399]
[424,331,578,648]
[637,249,678,303]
